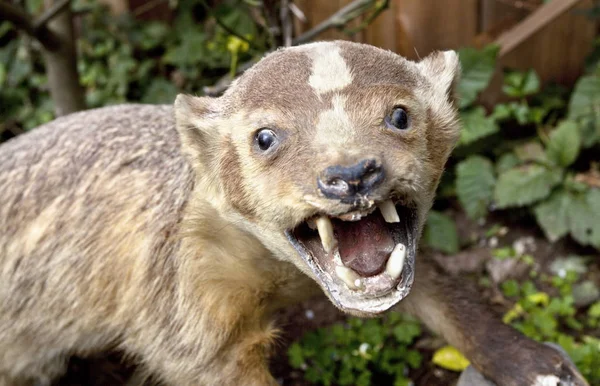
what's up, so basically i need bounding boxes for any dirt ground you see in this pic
[52,204,600,386]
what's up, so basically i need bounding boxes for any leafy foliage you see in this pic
[501,272,600,384]
[0,0,268,135]
[288,313,423,386]
[424,43,600,253]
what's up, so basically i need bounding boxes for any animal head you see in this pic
[175,40,461,316]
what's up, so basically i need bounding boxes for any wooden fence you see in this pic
[293,0,597,102]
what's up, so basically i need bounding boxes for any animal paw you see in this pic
[456,342,589,386]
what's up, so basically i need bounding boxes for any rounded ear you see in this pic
[174,94,221,168]
[417,50,461,105]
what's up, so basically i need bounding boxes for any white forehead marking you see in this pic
[307,43,353,94]
[315,94,355,146]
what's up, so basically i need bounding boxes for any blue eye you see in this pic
[385,107,409,131]
[256,129,277,151]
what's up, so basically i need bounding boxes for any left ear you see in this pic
[417,50,461,105]
[174,93,222,170]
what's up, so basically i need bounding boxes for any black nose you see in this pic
[317,158,385,201]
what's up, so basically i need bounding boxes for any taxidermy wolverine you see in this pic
[0,41,589,386]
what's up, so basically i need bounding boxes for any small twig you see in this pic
[34,0,70,29]
[342,0,389,35]
[132,0,168,17]
[293,0,387,45]
[0,0,61,51]
[289,2,306,22]
[280,0,292,46]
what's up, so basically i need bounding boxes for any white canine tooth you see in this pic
[378,199,400,223]
[316,216,337,253]
[335,265,361,290]
[386,243,406,279]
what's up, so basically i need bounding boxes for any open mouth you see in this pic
[285,199,419,315]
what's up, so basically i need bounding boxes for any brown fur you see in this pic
[0,41,587,386]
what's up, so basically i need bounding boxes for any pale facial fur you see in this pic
[175,40,462,315]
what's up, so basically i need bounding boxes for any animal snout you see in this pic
[317,158,385,201]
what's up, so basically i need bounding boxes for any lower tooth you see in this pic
[335,266,361,290]
[386,243,406,279]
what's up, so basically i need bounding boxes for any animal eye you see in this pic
[256,128,277,151]
[385,107,409,131]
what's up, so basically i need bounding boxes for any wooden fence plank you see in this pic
[292,0,596,102]
[391,0,479,59]
[480,0,596,106]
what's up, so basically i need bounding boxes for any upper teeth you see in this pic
[316,216,336,253]
[385,243,406,280]
[378,199,400,223]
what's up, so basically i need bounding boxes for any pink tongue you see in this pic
[332,213,395,277]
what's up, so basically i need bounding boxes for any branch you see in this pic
[0,0,61,51]
[203,0,388,96]
[34,0,70,29]
[495,0,584,57]
[41,0,85,116]
[280,0,292,47]
[293,0,388,45]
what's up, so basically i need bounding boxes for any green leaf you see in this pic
[492,103,512,121]
[494,165,562,208]
[459,107,499,145]
[501,279,520,297]
[514,140,548,164]
[392,321,421,344]
[457,45,499,108]
[432,346,470,372]
[423,211,459,254]
[568,75,600,147]
[589,302,600,318]
[546,121,581,167]
[503,69,540,98]
[572,281,600,307]
[568,189,600,249]
[0,63,6,88]
[287,342,304,368]
[163,31,207,67]
[455,156,496,219]
[141,79,179,104]
[0,21,12,39]
[534,190,572,242]
[496,153,521,174]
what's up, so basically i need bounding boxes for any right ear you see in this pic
[174,94,222,169]
[417,50,461,106]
